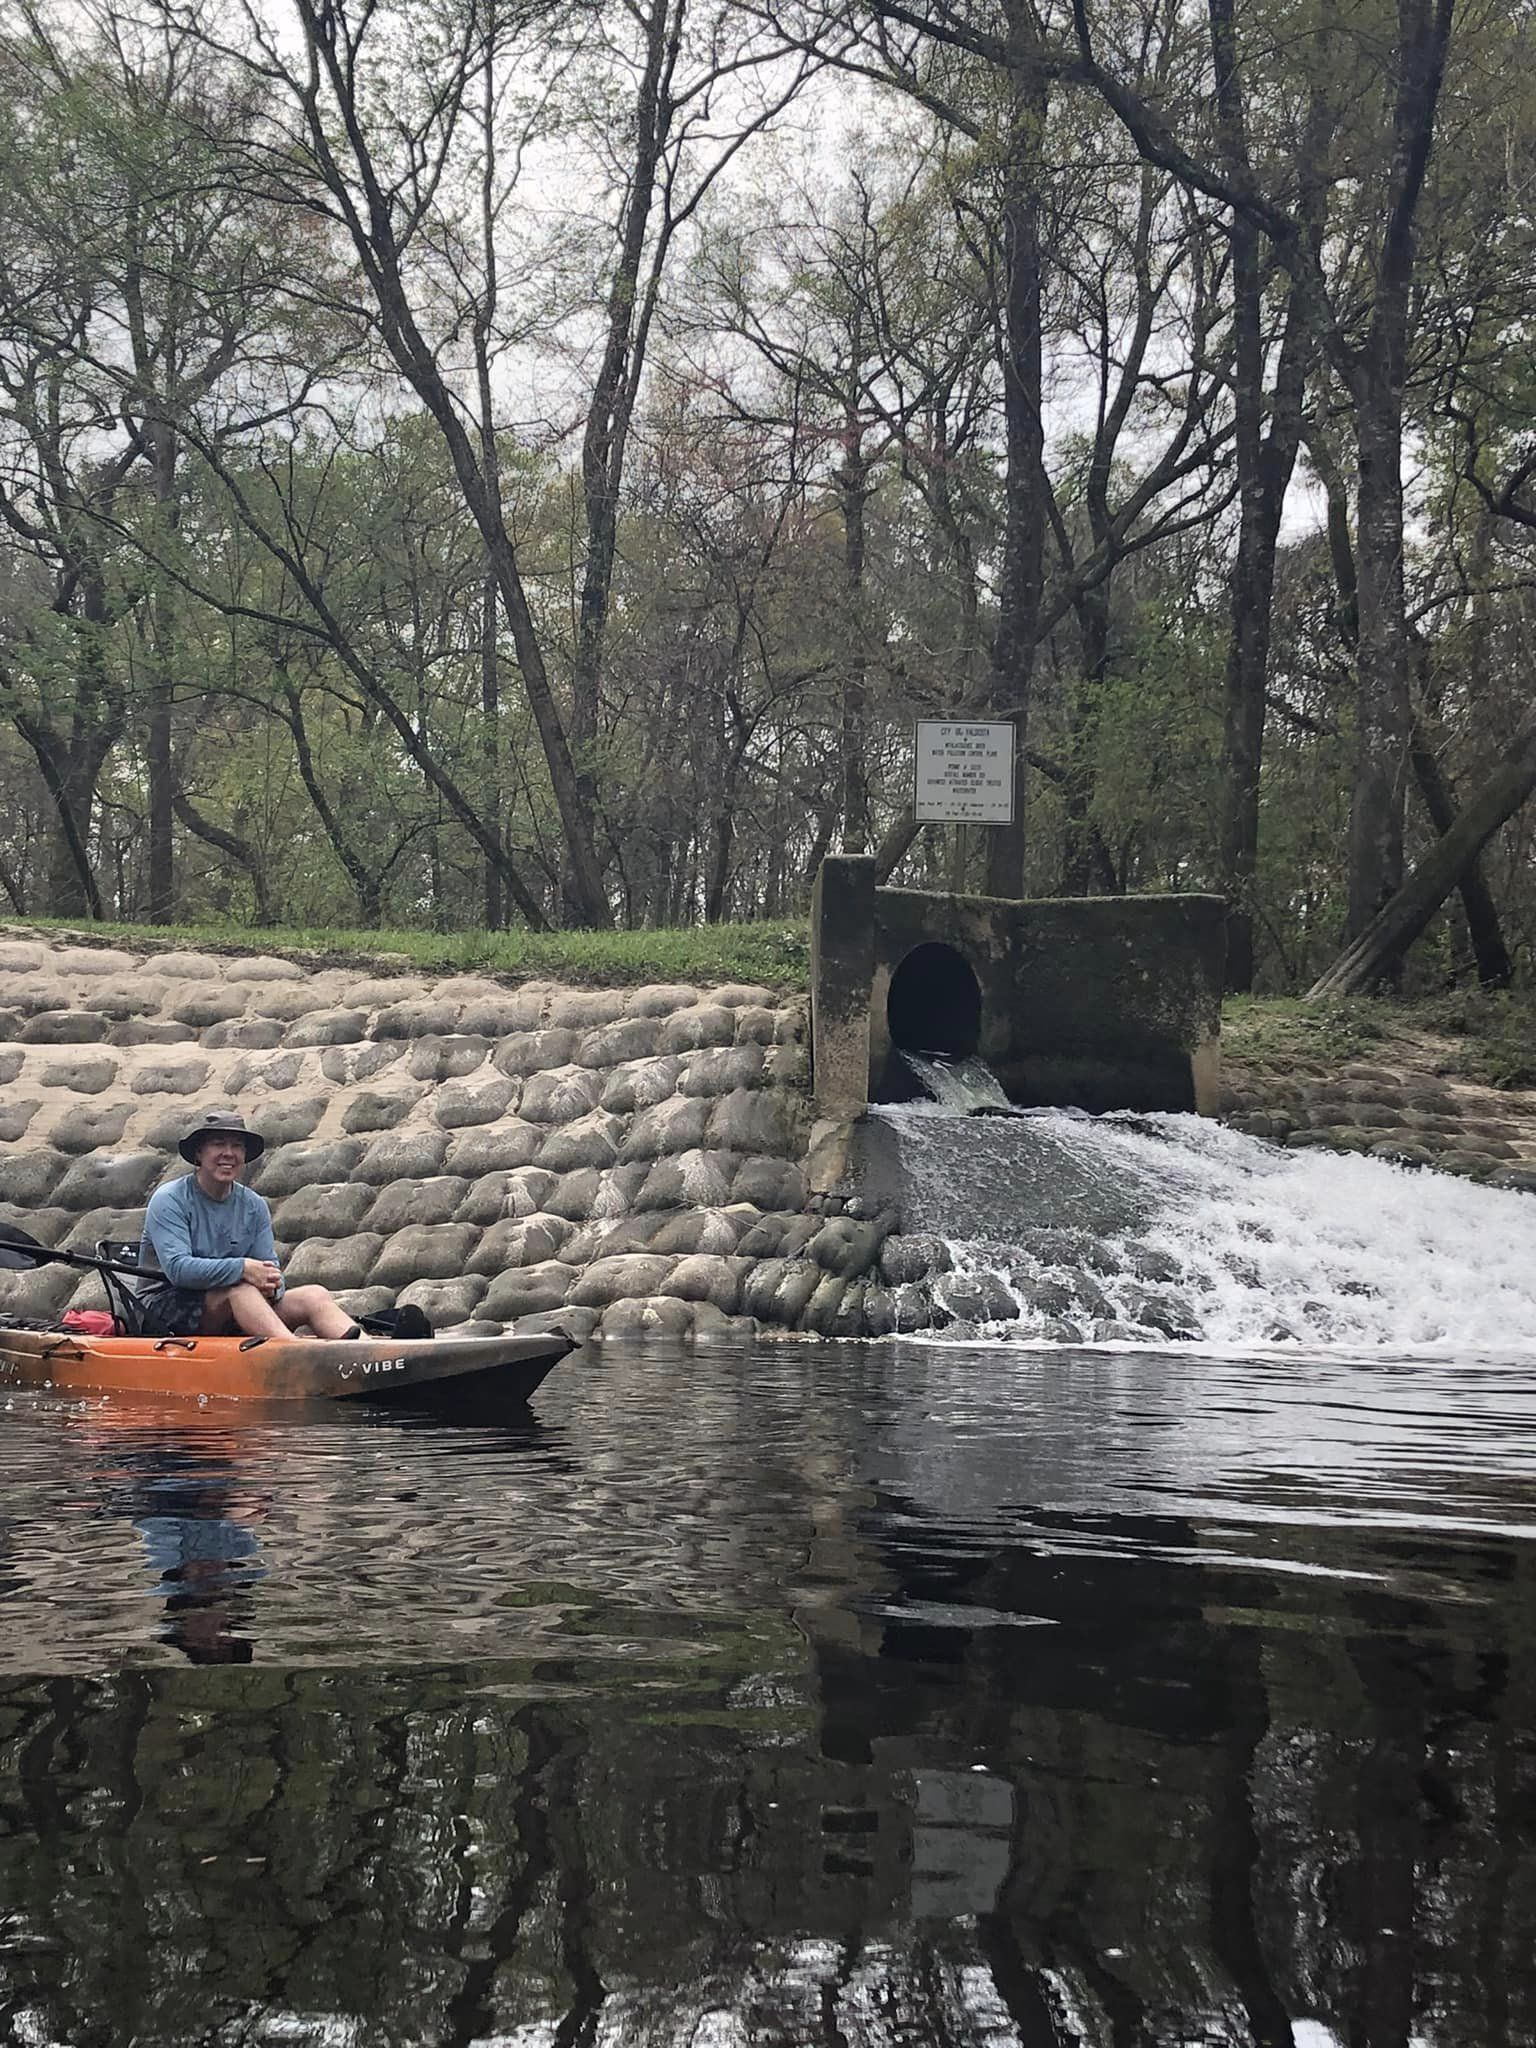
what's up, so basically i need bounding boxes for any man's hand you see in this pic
[242,1258,282,1298]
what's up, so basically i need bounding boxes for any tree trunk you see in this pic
[837,407,872,855]
[705,803,734,923]
[1209,0,1319,991]
[481,562,503,930]
[570,0,675,868]
[1029,743,1120,893]
[1215,196,1270,989]
[11,555,123,921]
[45,788,99,917]
[983,31,1048,900]
[473,43,504,937]
[15,712,107,920]
[146,665,175,923]
[873,808,922,885]
[281,684,386,928]
[171,790,273,926]
[1063,586,1110,894]
[1308,704,1536,997]
[1408,710,1512,986]
[802,801,840,888]
[143,420,181,925]
[1306,422,1507,983]
[1346,384,1411,950]
[1341,0,1455,949]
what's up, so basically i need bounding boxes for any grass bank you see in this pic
[1224,989,1536,1092]
[1,916,812,992]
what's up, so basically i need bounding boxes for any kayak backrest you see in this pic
[95,1239,151,1336]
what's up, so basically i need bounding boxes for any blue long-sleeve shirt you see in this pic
[140,1175,279,1292]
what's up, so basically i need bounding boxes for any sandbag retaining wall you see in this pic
[0,936,886,1344]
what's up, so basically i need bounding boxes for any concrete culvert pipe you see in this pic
[886,942,982,1063]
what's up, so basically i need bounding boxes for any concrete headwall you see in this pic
[811,857,1225,1117]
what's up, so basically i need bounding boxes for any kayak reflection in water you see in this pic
[89,1435,268,1664]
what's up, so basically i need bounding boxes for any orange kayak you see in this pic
[0,1324,574,1406]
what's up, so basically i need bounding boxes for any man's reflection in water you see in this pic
[86,1425,268,1664]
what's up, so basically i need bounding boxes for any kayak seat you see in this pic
[96,1239,153,1338]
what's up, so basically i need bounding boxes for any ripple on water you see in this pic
[1,1337,1534,1674]
[4,1335,1536,2048]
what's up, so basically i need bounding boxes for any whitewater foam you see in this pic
[871,1105,1536,1355]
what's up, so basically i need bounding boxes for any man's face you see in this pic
[196,1136,248,1187]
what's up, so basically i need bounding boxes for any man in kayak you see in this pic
[137,1111,360,1341]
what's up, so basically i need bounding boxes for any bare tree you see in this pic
[1073,0,1459,963]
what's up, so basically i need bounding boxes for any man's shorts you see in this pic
[134,1284,209,1338]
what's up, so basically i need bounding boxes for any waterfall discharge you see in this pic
[874,1054,1536,1353]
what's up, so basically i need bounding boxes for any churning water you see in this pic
[879,1056,1536,1353]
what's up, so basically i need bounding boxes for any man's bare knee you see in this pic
[218,1282,289,1337]
[201,1287,237,1333]
[277,1284,353,1340]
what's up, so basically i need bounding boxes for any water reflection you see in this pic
[1,1339,1535,2045]
[84,1429,268,1664]
[77,1406,574,1667]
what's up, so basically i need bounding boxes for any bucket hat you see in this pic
[178,1110,266,1165]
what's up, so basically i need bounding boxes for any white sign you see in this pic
[913,720,1015,824]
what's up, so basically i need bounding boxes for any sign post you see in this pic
[913,720,1015,825]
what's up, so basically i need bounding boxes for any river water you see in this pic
[3,1334,1535,2047]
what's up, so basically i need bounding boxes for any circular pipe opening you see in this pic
[886,942,982,1060]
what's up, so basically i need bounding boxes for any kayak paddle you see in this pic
[0,1222,146,1280]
